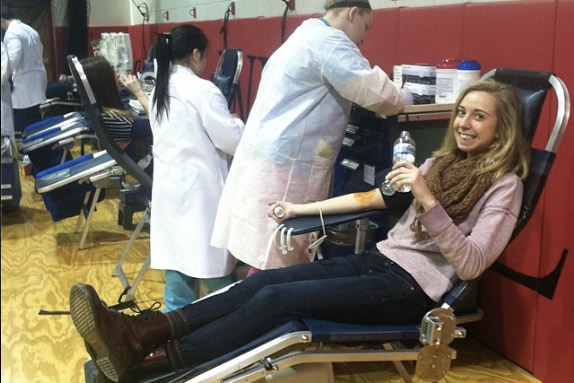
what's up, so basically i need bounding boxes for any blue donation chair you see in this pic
[22,111,84,138]
[62,56,152,302]
[67,54,154,306]
[32,58,123,247]
[21,84,91,173]
[84,68,569,383]
[19,113,94,171]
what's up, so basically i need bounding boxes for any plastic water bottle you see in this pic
[382,131,416,195]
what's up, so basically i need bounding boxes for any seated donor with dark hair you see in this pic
[69,78,531,383]
[81,55,153,171]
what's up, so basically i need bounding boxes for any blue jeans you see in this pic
[172,250,433,367]
[163,270,236,312]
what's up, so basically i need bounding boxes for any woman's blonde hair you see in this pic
[433,79,531,181]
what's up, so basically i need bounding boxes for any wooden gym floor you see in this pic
[1,161,543,383]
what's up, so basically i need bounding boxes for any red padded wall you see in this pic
[395,5,464,68]
[464,3,574,381]
[360,8,400,77]
[462,0,555,76]
[464,0,557,372]
[530,1,574,381]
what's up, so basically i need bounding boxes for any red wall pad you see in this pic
[530,1,574,382]
[471,3,573,383]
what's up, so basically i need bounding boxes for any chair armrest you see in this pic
[441,279,478,311]
[282,210,385,236]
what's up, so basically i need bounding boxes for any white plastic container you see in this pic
[435,59,459,104]
[457,60,481,96]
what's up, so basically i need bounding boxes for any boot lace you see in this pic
[105,299,163,320]
[129,301,163,320]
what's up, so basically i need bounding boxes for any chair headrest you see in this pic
[493,68,552,141]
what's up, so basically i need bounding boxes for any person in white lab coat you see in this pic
[1,40,14,142]
[1,5,47,136]
[149,25,245,311]
[212,0,409,273]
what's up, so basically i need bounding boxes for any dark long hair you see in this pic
[81,56,130,117]
[152,24,209,121]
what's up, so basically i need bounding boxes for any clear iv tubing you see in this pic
[272,224,294,255]
[271,202,327,256]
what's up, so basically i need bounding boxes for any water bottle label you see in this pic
[393,143,415,163]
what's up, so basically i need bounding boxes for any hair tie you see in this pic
[159,32,171,45]
[327,1,372,11]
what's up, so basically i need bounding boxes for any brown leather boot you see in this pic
[127,346,173,381]
[84,342,114,383]
[88,342,173,383]
[70,283,186,382]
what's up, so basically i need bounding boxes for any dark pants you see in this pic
[13,105,42,135]
[174,250,433,367]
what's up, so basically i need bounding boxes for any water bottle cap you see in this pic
[457,60,481,71]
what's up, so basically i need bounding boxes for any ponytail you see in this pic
[151,26,209,121]
[152,34,171,121]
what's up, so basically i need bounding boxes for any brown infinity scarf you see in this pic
[411,153,495,242]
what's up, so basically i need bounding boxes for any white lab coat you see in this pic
[212,18,404,270]
[3,19,47,109]
[1,42,14,140]
[149,65,244,278]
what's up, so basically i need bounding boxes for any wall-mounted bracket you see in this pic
[162,11,169,21]
[189,7,197,19]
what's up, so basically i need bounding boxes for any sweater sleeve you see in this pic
[418,173,523,280]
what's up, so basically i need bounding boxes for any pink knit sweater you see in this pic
[377,158,523,302]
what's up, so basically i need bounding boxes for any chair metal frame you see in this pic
[34,149,121,249]
[212,48,244,118]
